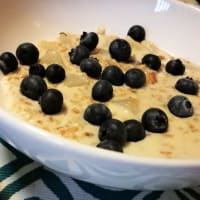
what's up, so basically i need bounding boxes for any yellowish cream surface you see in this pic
[1,30,200,159]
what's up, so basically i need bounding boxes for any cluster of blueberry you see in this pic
[0,43,65,114]
[67,25,199,152]
[66,26,148,151]
[0,25,199,153]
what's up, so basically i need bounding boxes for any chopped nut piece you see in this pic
[146,71,157,84]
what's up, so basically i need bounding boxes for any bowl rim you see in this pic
[1,108,200,167]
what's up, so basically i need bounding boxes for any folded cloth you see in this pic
[1,138,200,200]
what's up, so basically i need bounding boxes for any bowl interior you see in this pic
[1,0,200,156]
[1,0,200,63]
[1,0,200,160]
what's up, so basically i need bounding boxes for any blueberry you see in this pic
[124,119,146,142]
[141,108,168,133]
[101,65,124,86]
[92,80,113,102]
[165,59,185,75]
[125,68,146,88]
[98,119,127,145]
[0,52,18,74]
[69,44,90,65]
[97,139,123,152]
[142,54,161,71]
[46,64,65,83]
[84,103,112,125]
[168,95,193,118]
[109,39,131,62]
[80,57,102,78]
[80,32,99,51]
[29,63,45,77]
[127,25,145,42]
[39,89,63,114]
[175,77,199,95]
[20,75,47,100]
[16,43,39,65]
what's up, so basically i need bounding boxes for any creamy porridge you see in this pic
[1,28,200,159]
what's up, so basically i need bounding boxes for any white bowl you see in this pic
[0,0,200,190]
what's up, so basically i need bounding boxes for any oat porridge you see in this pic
[1,26,200,159]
